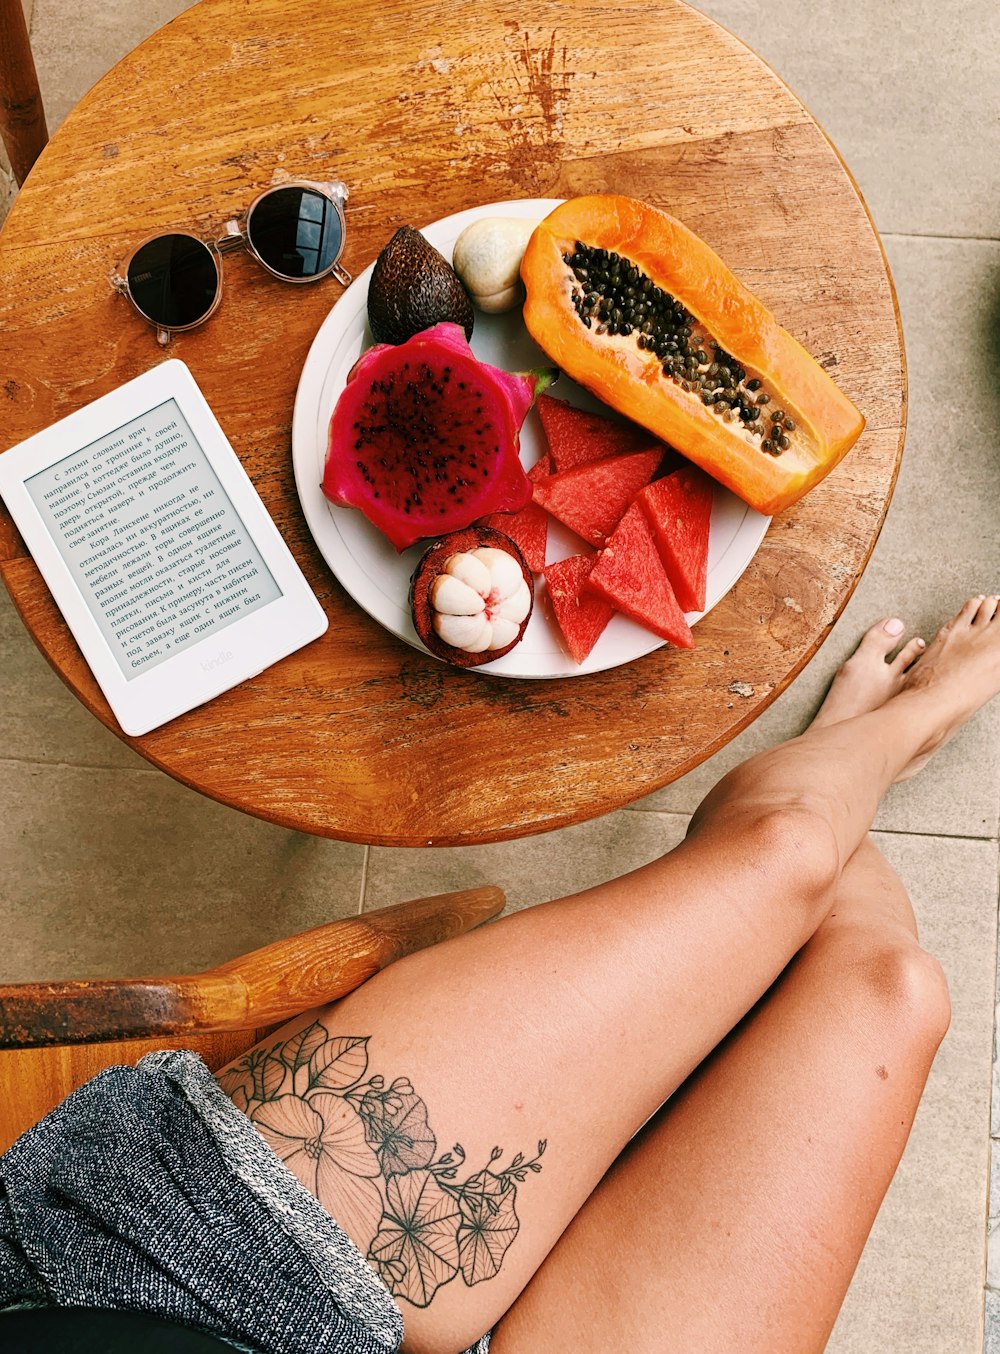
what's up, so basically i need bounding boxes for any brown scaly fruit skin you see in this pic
[521,195,865,516]
[368,226,475,344]
[409,527,534,668]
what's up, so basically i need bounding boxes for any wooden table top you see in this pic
[0,0,905,846]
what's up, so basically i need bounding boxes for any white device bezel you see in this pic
[0,359,328,736]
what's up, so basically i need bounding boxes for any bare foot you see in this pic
[892,594,1000,779]
[811,617,926,730]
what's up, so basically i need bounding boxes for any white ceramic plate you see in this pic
[291,198,771,679]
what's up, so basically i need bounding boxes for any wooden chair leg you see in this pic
[0,0,48,186]
[0,1029,266,1154]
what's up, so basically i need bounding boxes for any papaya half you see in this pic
[520,195,865,516]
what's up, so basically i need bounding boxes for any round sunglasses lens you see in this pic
[126,234,219,328]
[247,187,343,279]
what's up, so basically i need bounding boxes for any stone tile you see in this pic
[691,0,1000,239]
[639,237,1000,840]
[0,760,365,981]
[994,921,1000,1138]
[826,832,997,1354]
[991,1137,1000,1231]
[0,585,146,769]
[29,0,196,132]
[0,169,14,231]
[363,807,689,916]
[987,1289,1000,1354]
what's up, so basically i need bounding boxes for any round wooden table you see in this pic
[0,0,905,846]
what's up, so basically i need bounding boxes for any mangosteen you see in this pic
[410,526,533,667]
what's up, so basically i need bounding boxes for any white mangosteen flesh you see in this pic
[429,549,530,653]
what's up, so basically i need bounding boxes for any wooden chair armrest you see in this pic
[0,887,504,1047]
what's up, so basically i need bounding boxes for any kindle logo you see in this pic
[201,649,234,672]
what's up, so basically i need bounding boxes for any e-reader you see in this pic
[0,359,328,736]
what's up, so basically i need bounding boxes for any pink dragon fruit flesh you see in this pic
[323,322,555,552]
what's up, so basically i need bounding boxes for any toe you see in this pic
[890,636,926,672]
[956,595,986,626]
[856,617,906,661]
[975,594,999,624]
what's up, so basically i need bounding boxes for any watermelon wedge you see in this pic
[528,452,555,482]
[544,554,616,663]
[532,448,665,547]
[637,466,714,613]
[478,501,548,572]
[587,502,694,648]
[478,454,555,573]
[538,394,656,472]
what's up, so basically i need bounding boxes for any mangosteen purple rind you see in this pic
[409,526,534,669]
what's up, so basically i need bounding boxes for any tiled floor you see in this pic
[2,1,999,1350]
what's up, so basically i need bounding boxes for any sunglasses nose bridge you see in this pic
[216,220,248,254]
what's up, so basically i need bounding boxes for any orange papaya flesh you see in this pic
[520,195,865,516]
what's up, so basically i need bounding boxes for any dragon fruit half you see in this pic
[323,322,554,552]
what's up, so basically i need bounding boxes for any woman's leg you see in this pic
[216,596,1000,1354]
[491,836,951,1354]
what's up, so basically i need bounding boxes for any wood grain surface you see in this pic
[0,0,906,845]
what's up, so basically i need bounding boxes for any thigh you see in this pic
[491,843,950,1354]
[216,814,834,1354]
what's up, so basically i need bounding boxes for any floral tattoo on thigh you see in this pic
[218,1025,545,1308]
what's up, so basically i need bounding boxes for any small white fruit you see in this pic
[452,218,539,314]
[488,616,520,650]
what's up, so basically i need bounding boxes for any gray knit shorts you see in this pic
[0,1050,491,1354]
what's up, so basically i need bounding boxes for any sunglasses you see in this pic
[110,179,352,345]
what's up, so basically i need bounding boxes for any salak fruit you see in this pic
[323,322,555,552]
[367,226,474,344]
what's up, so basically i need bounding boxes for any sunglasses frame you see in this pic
[110,178,352,346]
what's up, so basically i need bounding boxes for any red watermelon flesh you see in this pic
[637,467,714,613]
[544,554,616,664]
[532,448,665,547]
[587,502,694,648]
[527,452,554,482]
[478,501,548,572]
[477,453,554,573]
[537,394,656,472]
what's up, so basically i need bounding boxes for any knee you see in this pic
[819,927,952,1055]
[735,805,842,905]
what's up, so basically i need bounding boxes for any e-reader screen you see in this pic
[24,397,283,680]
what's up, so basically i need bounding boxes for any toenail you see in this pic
[883,618,904,635]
